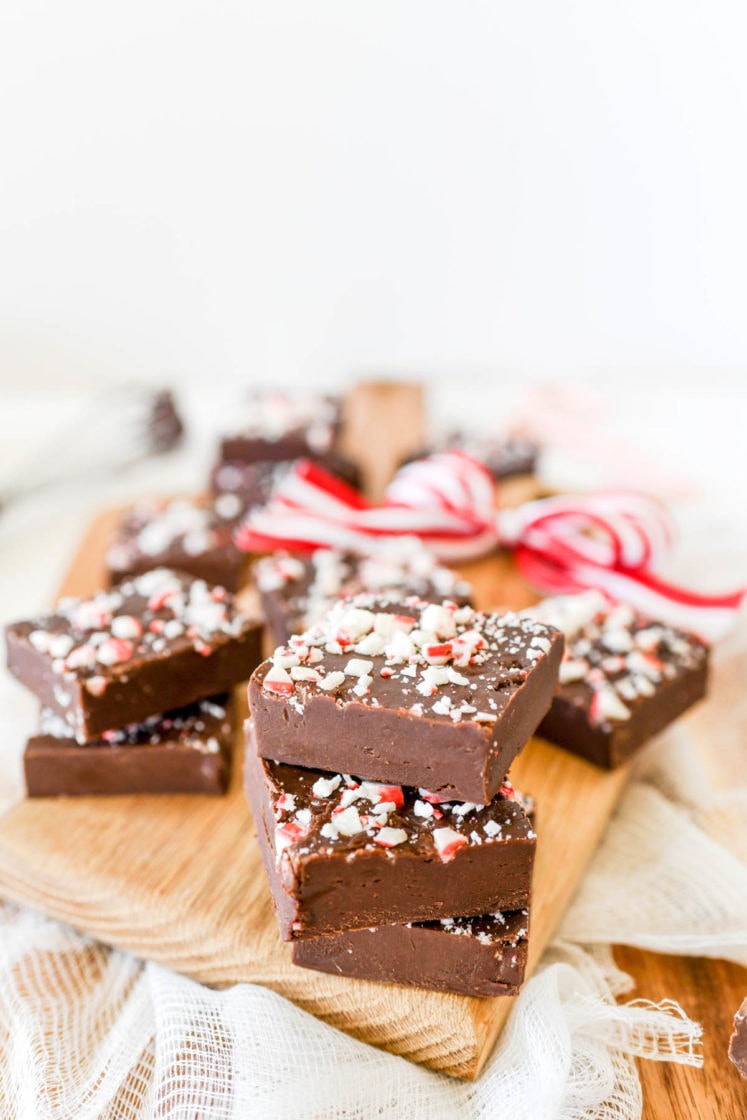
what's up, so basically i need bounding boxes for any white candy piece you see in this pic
[591,686,631,724]
[290,666,321,682]
[263,663,294,690]
[28,629,52,653]
[384,630,416,661]
[374,827,407,848]
[432,827,467,859]
[559,658,588,684]
[317,671,346,692]
[338,608,376,641]
[332,806,364,836]
[344,658,374,678]
[353,632,386,657]
[311,774,342,799]
[420,603,456,639]
[49,634,75,658]
[111,615,143,640]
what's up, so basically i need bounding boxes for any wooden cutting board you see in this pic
[0,383,632,1080]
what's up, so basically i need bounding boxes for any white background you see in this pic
[0,0,745,633]
[1,0,747,394]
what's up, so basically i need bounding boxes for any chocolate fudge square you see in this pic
[402,432,539,481]
[255,540,473,646]
[249,594,563,803]
[210,459,291,509]
[293,908,529,998]
[106,496,246,592]
[6,568,263,742]
[524,591,709,768]
[245,726,536,939]
[25,697,234,797]
[219,391,343,463]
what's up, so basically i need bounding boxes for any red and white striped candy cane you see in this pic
[235,453,744,642]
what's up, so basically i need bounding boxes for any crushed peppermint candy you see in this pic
[106,497,243,576]
[254,539,473,643]
[256,592,561,729]
[264,754,535,867]
[523,591,708,726]
[7,570,256,739]
[37,697,232,753]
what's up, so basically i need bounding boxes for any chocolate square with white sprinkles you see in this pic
[6,568,263,741]
[244,720,536,939]
[254,540,473,647]
[248,592,564,803]
[524,591,709,768]
[106,496,246,592]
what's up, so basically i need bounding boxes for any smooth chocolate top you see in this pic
[255,542,472,639]
[37,696,231,753]
[7,568,256,694]
[106,497,243,576]
[523,591,709,728]
[254,593,561,733]
[262,752,535,867]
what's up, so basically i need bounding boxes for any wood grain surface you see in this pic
[0,501,628,1079]
[0,382,742,1108]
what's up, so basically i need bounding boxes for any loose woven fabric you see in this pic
[0,905,703,1120]
[5,671,747,1118]
[1,473,745,1118]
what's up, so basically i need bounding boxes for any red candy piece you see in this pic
[264,678,294,696]
[376,784,404,808]
[276,821,307,851]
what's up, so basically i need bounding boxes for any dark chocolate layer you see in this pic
[25,697,233,797]
[292,908,529,997]
[249,594,563,803]
[244,724,536,940]
[6,568,262,741]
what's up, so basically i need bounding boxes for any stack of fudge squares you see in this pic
[6,569,263,797]
[103,391,362,596]
[245,590,565,997]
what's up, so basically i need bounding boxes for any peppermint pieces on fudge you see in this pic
[249,593,563,802]
[6,568,262,741]
[254,539,473,645]
[524,591,709,768]
[244,721,536,939]
[219,391,342,462]
[106,497,246,591]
